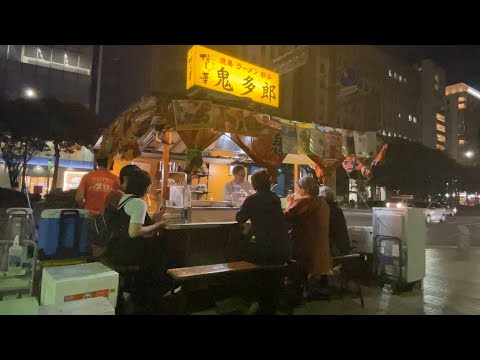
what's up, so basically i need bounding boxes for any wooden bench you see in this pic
[167,261,286,314]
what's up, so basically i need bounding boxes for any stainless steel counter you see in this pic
[165,221,238,230]
[164,206,240,223]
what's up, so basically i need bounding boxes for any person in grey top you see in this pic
[223,165,254,201]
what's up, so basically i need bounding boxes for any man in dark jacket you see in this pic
[235,169,291,314]
[319,186,351,256]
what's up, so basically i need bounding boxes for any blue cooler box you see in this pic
[38,209,90,258]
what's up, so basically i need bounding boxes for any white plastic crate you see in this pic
[38,297,115,315]
[41,262,119,308]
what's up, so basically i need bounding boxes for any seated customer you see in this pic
[236,169,291,265]
[103,170,168,313]
[105,170,166,264]
[284,176,331,299]
[92,165,157,259]
[235,169,291,314]
[104,164,141,211]
[284,176,331,280]
[319,186,351,256]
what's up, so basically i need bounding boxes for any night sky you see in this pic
[383,45,480,89]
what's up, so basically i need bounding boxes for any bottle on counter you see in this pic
[182,185,192,223]
[8,235,25,276]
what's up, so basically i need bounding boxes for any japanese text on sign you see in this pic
[187,45,280,108]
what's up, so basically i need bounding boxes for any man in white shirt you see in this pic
[223,165,254,201]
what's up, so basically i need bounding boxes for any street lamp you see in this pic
[465,151,474,159]
[24,88,37,99]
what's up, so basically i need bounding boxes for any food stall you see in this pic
[95,45,387,267]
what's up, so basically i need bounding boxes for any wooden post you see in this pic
[161,131,172,206]
[324,170,337,198]
[294,163,299,192]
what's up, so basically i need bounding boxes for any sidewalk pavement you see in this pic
[194,247,480,315]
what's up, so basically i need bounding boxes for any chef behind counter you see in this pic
[223,165,254,202]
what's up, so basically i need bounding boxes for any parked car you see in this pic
[412,201,446,223]
[444,205,458,216]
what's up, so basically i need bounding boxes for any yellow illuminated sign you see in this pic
[186,45,279,108]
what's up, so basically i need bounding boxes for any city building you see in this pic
[98,45,304,125]
[277,46,447,146]
[445,82,480,165]
[417,59,447,152]
[0,45,99,194]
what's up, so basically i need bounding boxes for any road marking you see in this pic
[427,245,480,249]
[344,212,372,216]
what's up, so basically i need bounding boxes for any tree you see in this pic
[371,139,461,199]
[0,97,50,190]
[0,135,49,190]
[40,99,100,191]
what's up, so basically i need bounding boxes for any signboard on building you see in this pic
[272,45,309,75]
[187,45,280,108]
[63,171,87,191]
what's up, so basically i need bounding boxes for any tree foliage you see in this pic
[370,138,472,199]
[0,135,49,190]
[0,97,100,191]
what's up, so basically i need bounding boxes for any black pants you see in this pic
[238,268,284,315]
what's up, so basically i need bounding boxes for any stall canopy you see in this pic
[96,95,388,180]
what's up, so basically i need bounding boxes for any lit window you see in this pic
[436,124,445,133]
[394,133,397,137]
[404,136,407,139]
[20,45,91,75]
[408,115,412,122]
[434,74,439,82]
[436,113,445,122]
[436,144,445,150]
[399,75,403,82]
[394,72,397,79]
[404,77,407,83]
[459,139,466,145]
[382,130,386,136]
[398,113,401,118]
[458,96,466,102]
[413,117,417,124]
[388,69,392,77]
[388,132,392,137]
[437,134,446,143]
[458,103,466,110]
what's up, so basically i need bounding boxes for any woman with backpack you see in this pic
[103,164,142,212]
[103,170,169,313]
[92,165,162,258]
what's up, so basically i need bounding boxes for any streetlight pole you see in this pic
[324,45,338,194]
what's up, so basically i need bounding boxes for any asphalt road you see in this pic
[343,209,480,246]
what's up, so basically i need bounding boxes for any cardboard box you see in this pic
[41,262,119,308]
[38,297,115,315]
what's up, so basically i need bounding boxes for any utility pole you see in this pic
[90,45,103,115]
[324,45,338,195]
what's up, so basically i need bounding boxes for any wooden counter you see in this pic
[163,220,248,268]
